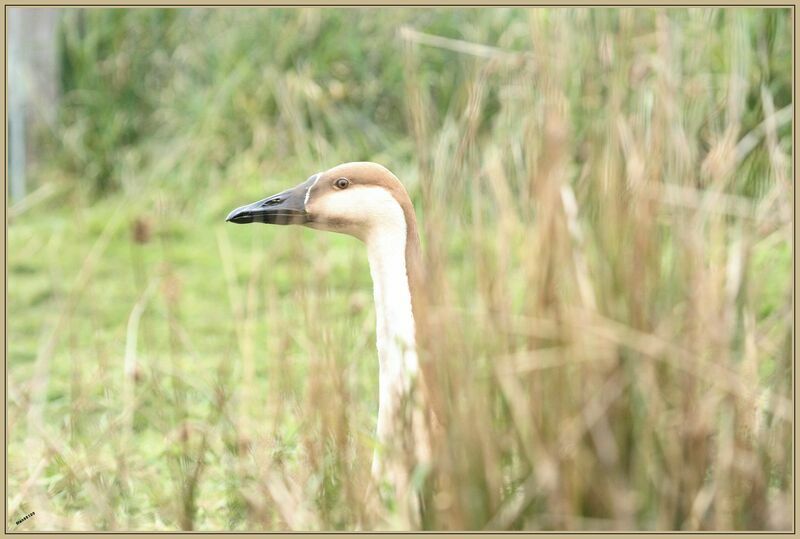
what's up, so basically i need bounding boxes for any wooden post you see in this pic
[8,8,61,200]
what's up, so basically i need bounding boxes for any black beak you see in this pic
[226,175,317,225]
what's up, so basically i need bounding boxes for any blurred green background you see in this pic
[7,7,793,531]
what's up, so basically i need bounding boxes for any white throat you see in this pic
[364,216,430,498]
[365,223,418,383]
[312,184,420,377]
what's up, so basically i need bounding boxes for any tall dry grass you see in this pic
[400,9,793,530]
[223,8,792,531]
[7,7,792,532]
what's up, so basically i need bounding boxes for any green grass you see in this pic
[8,6,794,531]
[8,182,383,530]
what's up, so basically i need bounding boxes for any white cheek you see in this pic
[308,187,405,239]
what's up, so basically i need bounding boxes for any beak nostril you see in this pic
[262,198,283,207]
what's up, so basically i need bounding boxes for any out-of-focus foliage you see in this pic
[54,8,538,195]
[9,7,793,532]
[51,8,791,198]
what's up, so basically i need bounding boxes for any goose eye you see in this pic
[334,178,350,189]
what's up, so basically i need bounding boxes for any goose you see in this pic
[226,162,431,519]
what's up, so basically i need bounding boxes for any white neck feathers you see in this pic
[365,214,419,382]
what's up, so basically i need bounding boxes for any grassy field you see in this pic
[7,7,794,531]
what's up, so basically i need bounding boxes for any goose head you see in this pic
[226,162,415,242]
